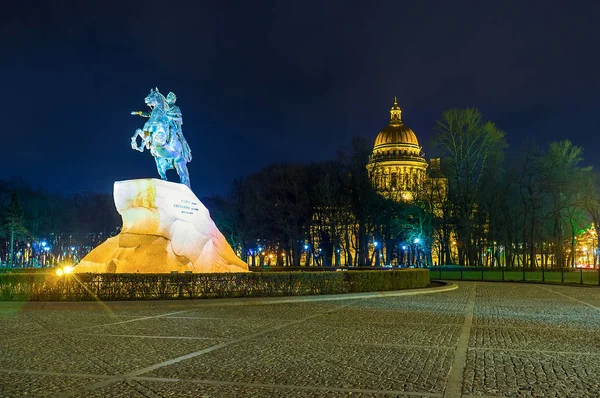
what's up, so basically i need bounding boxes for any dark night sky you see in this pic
[1,0,599,198]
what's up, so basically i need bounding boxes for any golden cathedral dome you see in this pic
[373,97,419,148]
[374,124,419,147]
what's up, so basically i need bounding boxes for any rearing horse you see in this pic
[131,88,191,188]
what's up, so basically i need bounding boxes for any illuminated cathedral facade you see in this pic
[366,98,448,266]
[303,98,446,267]
[367,98,430,201]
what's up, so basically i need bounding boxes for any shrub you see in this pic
[0,269,429,301]
[346,269,430,292]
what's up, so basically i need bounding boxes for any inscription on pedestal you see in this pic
[173,199,199,216]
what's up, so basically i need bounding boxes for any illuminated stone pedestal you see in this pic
[75,179,248,273]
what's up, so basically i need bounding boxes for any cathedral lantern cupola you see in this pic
[390,97,402,124]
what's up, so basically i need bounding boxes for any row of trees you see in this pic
[437,135,599,268]
[207,138,437,268]
[210,108,599,268]
[0,178,119,267]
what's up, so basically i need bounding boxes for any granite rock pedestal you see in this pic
[76,179,248,273]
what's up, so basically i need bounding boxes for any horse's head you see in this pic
[144,88,167,111]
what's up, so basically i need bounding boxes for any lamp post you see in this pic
[373,241,380,267]
[43,246,50,267]
[9,230,14,268]
[414,238,421,267]
[304,244,310,267]
[258,246,264,267]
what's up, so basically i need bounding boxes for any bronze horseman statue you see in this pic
[131,88,193,187]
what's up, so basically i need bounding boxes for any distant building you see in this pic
[367,98,429,201]
[305,98,450,267]
[367,98,450,266]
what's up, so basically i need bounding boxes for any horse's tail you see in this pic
[183,141,192,162]
[177,133,192,162]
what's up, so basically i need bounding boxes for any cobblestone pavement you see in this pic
[0,282,599,397]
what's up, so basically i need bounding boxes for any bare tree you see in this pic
[433,108,506,265]
[1,192,30,267]
[580,171,600,267]
[541,140,590,267]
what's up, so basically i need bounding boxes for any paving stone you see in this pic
[0,312,52,338]
[73,379,427,398]
[539,285,600,307]
[470,326,600,353]
[0,373,102,398]
[0,334,110,375]
[147,339,453,394]
[167,301,352,321]
[258,321,461,348]
[83,316,283,339]
[1,281,599,398]
[0,334,223,375]
[463,349,600,397]
[321,307,465,326]
[13,312,147,333]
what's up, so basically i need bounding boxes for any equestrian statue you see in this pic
[130,88,192,187]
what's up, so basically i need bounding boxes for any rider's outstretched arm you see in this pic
[131,111,151,118]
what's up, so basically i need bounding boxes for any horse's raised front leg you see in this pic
[174,159,191,188]
[131,129,145,152]
[155,157,170,181]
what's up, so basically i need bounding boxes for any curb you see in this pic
[196,281,459,306]
[8,283,458,309]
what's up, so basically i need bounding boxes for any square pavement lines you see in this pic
[467,282,600,397]
[3,281,600,398]
[463,349,600,397]
[0,372,104,398]
[0,333,225,376]
[165,300,352,321]
[72,379,434,398]
[470,326,600,353]
[257,321,461,348]
[83,316,284,339]
[146,339,454,394]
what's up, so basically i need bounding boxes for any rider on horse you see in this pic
[130,88,192,187]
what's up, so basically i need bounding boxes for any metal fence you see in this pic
[429,266,600,286]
